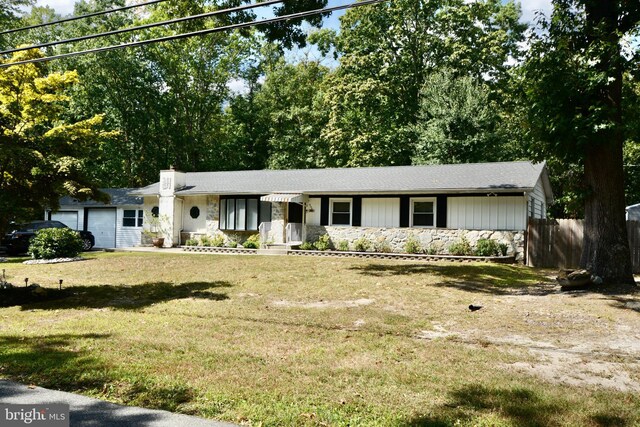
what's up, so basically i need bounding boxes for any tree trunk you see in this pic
[579,0,635,284]
[581,142,634,283]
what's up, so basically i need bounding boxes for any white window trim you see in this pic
[123,209,144,228]
[410,197,437,228]
[329,198,352,227]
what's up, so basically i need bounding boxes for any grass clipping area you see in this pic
[1,252,639,426]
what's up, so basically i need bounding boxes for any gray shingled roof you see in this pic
[59,188,142,207]
[132,161,551,200]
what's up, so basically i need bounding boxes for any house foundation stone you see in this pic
[305,226,526,262]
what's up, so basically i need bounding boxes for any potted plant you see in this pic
[143,211,170,248]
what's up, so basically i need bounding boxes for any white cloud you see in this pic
[519,0,553,25]
[226,78,250,96]
[34,0,75,15]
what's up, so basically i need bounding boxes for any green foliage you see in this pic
[256,59,330,169]
[404,235,422,254]
[520,1,639,281]
[337,240,349,251]
[498,243,509,256]
[0,49,111,233]
[426,241,445,255]
[28,228,84,260]
[320,0,525,167]
[449,237,472,256]
[474,239,501,257]
[353,237,371,252]
[300,241,314,251]
[373,236,392,253]
[242,234,260,249]
[210,235,225,248]
[414,70,512,165]
[227,241,238,248]
[185,238,198,246]
[313,234,331,251]
[143,212,170,238]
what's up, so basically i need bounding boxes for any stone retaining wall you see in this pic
[305,226,525,262]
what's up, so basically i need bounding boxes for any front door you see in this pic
[286,203,303,243]
[288,203,303,224]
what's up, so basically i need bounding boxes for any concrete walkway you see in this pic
[0,380,237,427]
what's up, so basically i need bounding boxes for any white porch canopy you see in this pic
[260,193,304,204]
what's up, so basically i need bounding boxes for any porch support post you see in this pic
[268,202,286,244]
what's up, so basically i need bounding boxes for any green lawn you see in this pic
[1,252,639,426]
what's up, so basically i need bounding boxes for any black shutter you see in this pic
[436,195,447,228]
[400,196,410,228]
[320,197,329,226]
[352,196,362,226]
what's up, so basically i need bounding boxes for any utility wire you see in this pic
[0,0,385,68]
[0,0,169,36]
[0,0,284,56]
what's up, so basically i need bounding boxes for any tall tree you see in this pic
[413,69,515,165]
[256,58,329,169]
[523,1,640,283]
[319,0,525,167]
[0,50,111,232]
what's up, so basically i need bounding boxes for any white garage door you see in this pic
[51,211,78,229]
[87,209,116,248]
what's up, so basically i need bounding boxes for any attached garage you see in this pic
[50,211,79,229]
[46,188,143,249]
[86,208,117,248]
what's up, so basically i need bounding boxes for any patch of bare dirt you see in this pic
[415,286,640,392]
[507,349,640,392]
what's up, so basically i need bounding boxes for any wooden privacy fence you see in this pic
[527,218,640,273]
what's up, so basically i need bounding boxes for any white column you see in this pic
[158,167,186,247]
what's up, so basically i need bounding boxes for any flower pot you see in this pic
[152,237,165,248]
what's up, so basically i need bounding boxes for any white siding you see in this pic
[362,198,400,227]
[528,178,547,219]
[447,196,527,230]
[306,198,321,225]
[182,196,207,233]
[117,206,143,248]
[143,197,158,213]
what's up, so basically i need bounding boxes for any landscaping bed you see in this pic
[181,246,258,255]
[288,249,516,263]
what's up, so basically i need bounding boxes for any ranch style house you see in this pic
[130,161,552,260]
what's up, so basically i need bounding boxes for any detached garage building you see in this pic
[45,188,144,249]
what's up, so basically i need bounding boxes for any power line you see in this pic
[0,0,169,36]
[0,0,385,69]
[0,0,284,56]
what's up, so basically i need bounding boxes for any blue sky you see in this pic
[33,0,553,27]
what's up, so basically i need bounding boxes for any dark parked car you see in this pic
[1,220,95,255]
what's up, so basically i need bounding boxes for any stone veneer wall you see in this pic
[306,226,526,261]
[180,195,260,244]
[205,195,221,237]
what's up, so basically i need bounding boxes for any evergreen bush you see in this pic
[242,234,260,249]
[314,234,332,251]
[28,228,83,259]
[354,237,371,252]
[474,239,500,256]
[449,237,472,256]
[404,234,422,254]
[337,240,350,251]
